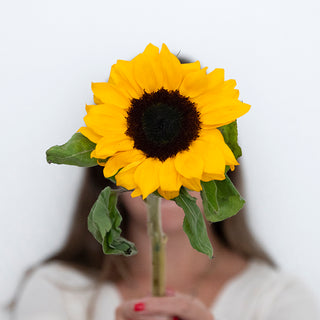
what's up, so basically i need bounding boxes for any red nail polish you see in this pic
[173,317,180,320]
[134,302,145,311]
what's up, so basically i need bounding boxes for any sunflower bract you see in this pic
[79,44,250,200]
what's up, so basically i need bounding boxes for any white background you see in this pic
[1,0,319,311]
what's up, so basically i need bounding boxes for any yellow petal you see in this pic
[220,79,237,92]
[159,158,182,191]
[204,78,237,96]
[179,67,208,98]
[200,128,239,168]
[109,60,143,99]
[132,44,163,93]
[201,172,225,182]
[78,126,101,144]
[221,142,238,167]
[195,78,240,114]
[203,147,226,174]
[199,127,226,145]
[86,103,127,117]
[134,158,161,199]
[180,176,202,191]
[91,82,130,108]
[180,61,201,76]
[202,78,240,103]
[207,68,225,90]
[233,89,240,99]
[191,138,226,175]
[103,149,145,177]
[159,44,183,90]
[174,149,204,179]
[131,187,142,198]
[84,105,127,136]
[115,161,142,190]
[158,188,180,200]
[95,136,134,158]
[200,100,251,127]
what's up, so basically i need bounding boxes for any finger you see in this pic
[115,287,176,320]
[117,301,170,320]
[165,287,176,297]
[132,295,213,320]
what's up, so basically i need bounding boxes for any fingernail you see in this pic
[173,317,180,320]
[134,302,145,311]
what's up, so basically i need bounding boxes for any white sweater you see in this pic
[11,259,319,320]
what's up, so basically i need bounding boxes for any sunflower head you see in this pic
[78,43,250,200]
[46,43,251,257]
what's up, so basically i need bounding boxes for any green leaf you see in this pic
[88,187,137,256]
[46,132,98,167]
[174,188,213,258]
[218,121,242,159]
[201,176,245,223]
[200,180,218,220]
[88,187,113,243]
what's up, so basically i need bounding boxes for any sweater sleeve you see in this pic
[13,265,69,320]
[212,260,320,320]
[263,278,319,320]
[12,263,96,320]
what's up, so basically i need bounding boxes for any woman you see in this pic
[11,166,319,320]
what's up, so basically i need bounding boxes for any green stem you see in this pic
[145,194,167,297]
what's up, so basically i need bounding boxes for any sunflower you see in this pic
[79,44,250,200]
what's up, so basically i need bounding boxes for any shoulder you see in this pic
[13,261,121,320]
[213,259,319,320]
[26,261,94,288]
[12,261,95,320]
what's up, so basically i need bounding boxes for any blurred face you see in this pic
[120,191,203,234]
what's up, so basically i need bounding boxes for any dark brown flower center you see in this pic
[126,88,201,161]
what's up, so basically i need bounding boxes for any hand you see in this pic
[115,292,214,320]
